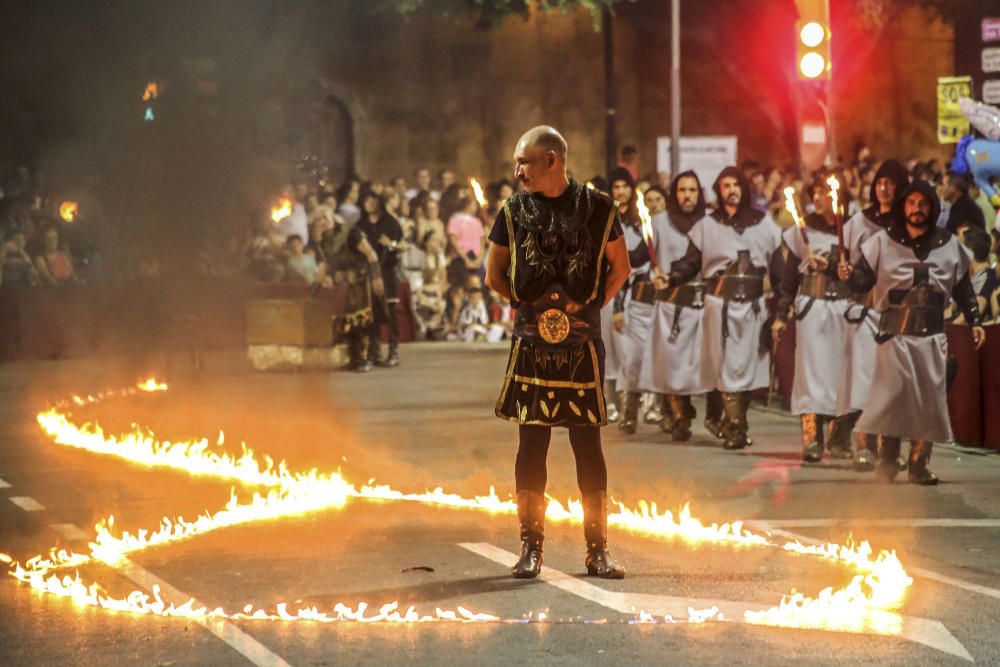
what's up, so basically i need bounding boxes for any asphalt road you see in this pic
[2,343,1000,666]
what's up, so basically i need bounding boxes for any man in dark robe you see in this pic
[486,126,630,579]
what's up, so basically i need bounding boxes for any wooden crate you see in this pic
[245,299,333,347]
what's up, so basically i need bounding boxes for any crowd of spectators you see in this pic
[5,143,999,344]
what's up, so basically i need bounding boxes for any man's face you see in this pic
[718,176,742,208]
[675,176,700,214]
[441,171,455,188]
[393,177,406,193]
[875,176,897,207]
[904,192,932,228]
[513,142,554,193]
[610,180,632,205]
[812,187,833,216]
[416,169,431,190]
[644,189,666,215]
[289,238,303,254]
[363,195,380,215]
[499,183,513,200]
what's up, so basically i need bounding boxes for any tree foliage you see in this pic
[366,0,624,30]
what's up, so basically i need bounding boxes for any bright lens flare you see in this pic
[469,178,487,208]
[800,52,826,79]
[59,201,79,223]
[270,196,293,223]
[4,380,915,633]
[800,21,826,48]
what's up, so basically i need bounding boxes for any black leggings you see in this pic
[515,424,608,495]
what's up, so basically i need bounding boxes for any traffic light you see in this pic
[795,0,830,81]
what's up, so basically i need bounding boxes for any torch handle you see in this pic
[836,212,846,267]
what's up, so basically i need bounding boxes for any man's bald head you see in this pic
[513,126,570,195]
[516,126,568,161]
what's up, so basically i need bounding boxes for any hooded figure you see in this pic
[639,170,714,440]
[665,165,784,449]
[711,166,763,231]
[667,169,706,234]
[776,172,855,462]
[836,159,913,471]
[862,159,910,227]
[846,177,983,485]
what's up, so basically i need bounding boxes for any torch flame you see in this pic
[826,174,841,214]
[636,188,655,248]
[59,201,79,223]
[3,380,915,633]
[270,196,293,224]
[783,187,803,228]
[469,178,487,208]
[142,82,158,101]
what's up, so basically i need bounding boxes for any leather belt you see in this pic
[706,274,765,303]
[876,289,946,339]
[798,273,851,301]
[656,282,705,309]
[630,280,656,305]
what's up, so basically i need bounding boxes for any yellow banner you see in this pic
[937,76,972,144]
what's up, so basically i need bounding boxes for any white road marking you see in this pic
[754,518,1000,529]
[9,496,45,512]
[112,557,292,667]
[459,542,973,662]
[49,523,88,541]
[0,477,10,489]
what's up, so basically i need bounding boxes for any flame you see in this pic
[142,82,158,101]
[270,196,293,223]
[784,187,804,228]
[469,178,487,208]
[636,187,654,247]
[825,174,841,215]
[59,201,79,223]
[4,380,915,632]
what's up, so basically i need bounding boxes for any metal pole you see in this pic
[603,7,617,177]
[670,0,681,178]
[824,0,836,166]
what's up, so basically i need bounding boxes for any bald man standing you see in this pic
[486,126,631,579]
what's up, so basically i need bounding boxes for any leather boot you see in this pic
[379,345,400,368]
[582,491,625,579]
[801,413,824,463]
[347,335,372,373]
[875,435,902,483]
[908,440,939,486]
[604,380,620,422]
[644,393,664,424]
[721,391,751,450]
[852,431,876,472]
[619,391,640,435]
[511,490,546,578]
[704,390,726,439]
[367,337,383,367]
[665,394,694,442]
[825,413,855,459]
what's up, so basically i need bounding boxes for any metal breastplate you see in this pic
[706,250,765,302]
[877,265,946,338]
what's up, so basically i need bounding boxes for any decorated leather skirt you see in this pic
[495,335,607,427]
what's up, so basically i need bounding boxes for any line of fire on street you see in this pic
[2,380,913,634]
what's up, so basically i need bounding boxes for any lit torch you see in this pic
[469,178,487,209]
[270,196,293,224]
[784,187,813,259]
[826,174,846,267]
[59,201,79,224]
[636,188,657,271]
[142,82,158,101]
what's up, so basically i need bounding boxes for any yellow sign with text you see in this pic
[937,76,972,144]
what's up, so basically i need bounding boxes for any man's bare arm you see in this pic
[485,244,513,300]
[602,237,630,307]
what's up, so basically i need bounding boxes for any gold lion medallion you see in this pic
[538,308,570,344]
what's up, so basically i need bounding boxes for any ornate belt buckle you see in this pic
[538,308,570,344]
